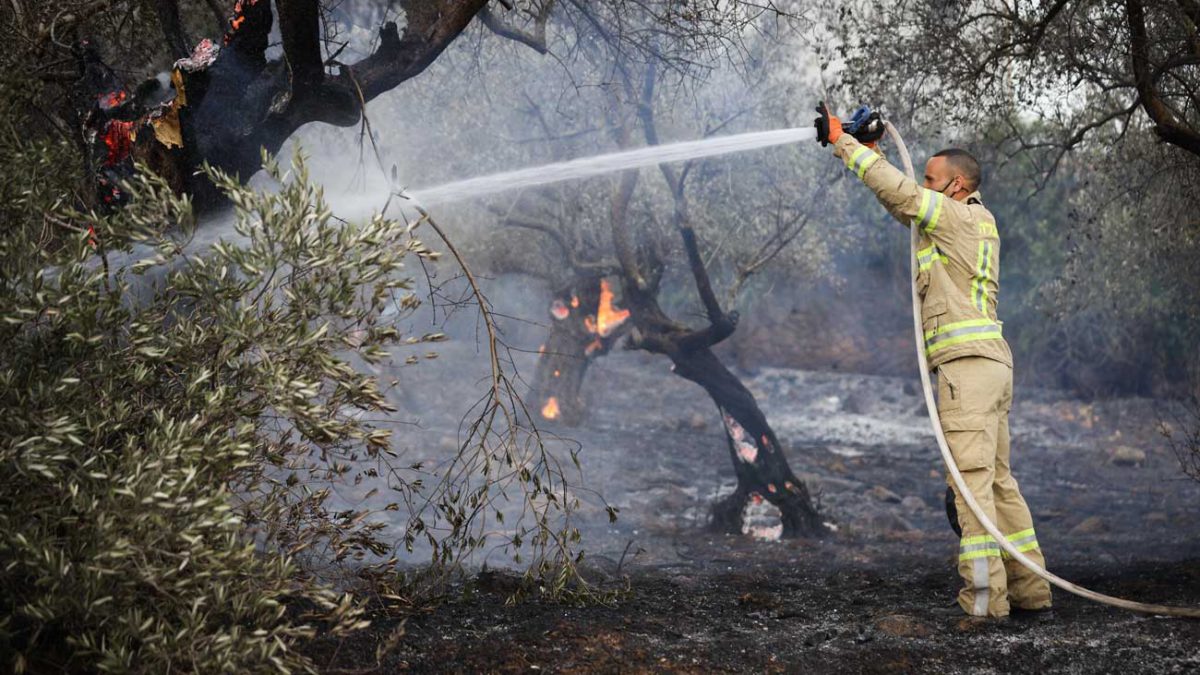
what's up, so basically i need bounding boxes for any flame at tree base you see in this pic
[541,397,560,420]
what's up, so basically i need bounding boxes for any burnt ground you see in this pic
[310,334,1200,673]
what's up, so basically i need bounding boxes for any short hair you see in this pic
[932,148,982,191]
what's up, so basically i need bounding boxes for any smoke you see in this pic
[210,6,1200,573]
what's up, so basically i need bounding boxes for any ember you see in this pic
[541,397,560,420]
[550,299,570,320]
[224,0,260,44]
[722,411,759,463]
[98,90,127,111]
[175,38,219,72]
[102,120,136,167]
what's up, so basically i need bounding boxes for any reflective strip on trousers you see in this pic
[845,145,880,178]
[959,534,1001,561]
[960,535,1000,616]
[971,239,994,313]
[917,244,947,271]
[924,318,1003,356]
[972,557,990,616]
[1001,528,1040,558]
[916,189,945,232]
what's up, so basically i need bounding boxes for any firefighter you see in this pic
[815,103,1053,620]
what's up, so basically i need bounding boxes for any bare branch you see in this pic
[480,1,554,54]
[345,0,490,103]
[35,0,122,46]
[492,211,620,276]
[1126,0,1200,156]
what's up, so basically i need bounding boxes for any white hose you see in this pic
[882,119,1200,618]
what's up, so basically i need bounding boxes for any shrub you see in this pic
[0,152,439,672]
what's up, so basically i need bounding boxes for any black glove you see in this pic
[845,105,886,144]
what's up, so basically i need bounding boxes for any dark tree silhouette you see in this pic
[81,0,489,210]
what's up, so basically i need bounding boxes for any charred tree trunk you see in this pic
[600,131,822,536]
[78,0,489,211]
[598,58,824,537]
[531,276,631,425]
[617,226,823,538]
[670,347,823,536]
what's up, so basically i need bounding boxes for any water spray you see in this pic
[405,127,817,205]
[881,118,1200,619]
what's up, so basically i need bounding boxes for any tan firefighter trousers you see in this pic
[938,356,1052,617]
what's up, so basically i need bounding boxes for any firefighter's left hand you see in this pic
[814,101,843,147]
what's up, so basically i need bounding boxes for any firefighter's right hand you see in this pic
[846,106,886,146]
[814,101,842,147]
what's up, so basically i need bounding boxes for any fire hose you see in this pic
[881,119,1200,618]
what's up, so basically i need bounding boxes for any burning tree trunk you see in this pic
[78,0,489,211]
[532,277,631,425]
[616,215,824,537]
[595,57,823,537]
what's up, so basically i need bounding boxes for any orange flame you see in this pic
[98,90,127,109]
[102,120,135,167]
[592,279,630,337]
[541,397,560,420]
[224,0,258,44]
[570,296,580,308]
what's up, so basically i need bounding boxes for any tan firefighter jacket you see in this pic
[833,135,1012,370]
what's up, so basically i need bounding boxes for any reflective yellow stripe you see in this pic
[924,318,1003,356]
[844,146,880,178]
[926,192,944,232]
[971,240,992,313]
[959,534,1001,561]
[845,146,870,170]
[1003,528,1040,555]
[916,244,947,271]
[924,318,998,341]
[927,330,1004,355]
[855,152,879,178]
[916,190,945,232]
[916,190,931,228]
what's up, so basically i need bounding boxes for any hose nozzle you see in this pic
[845,105,886,144]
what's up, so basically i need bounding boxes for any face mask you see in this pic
[936,177,958,195]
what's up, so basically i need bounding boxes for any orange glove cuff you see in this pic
[827,115,844,144]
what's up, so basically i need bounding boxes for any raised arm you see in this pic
[832,135,968,249]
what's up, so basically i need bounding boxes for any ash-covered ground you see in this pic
[321,357,1200,671]
[312,283,1200,673]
